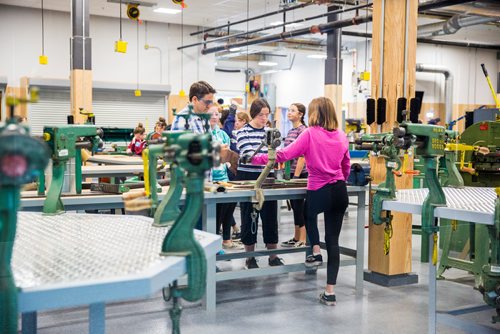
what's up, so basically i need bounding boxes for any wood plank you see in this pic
[167,94,189,124]
[70,69,93,124]
[324,84,342,117]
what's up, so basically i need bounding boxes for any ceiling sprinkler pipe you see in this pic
[201,15,372,55]
[418,14,499,38]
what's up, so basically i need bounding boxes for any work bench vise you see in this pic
[41,125,103,214]
[0,118,50,334]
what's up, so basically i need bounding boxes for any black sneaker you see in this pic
[245,257,259,269]
[232,231,242,241]
[319,292,336,306]
[305,254,323,267]
[268,257,285,266]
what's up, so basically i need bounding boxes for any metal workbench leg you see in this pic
[428,235,436,334]
[355,190,366,296]
[202,202,217,312]
[89,302,105,334]
[21,311,37,334]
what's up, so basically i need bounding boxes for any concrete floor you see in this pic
[31,205,500,334]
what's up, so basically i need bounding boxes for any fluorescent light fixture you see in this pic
[153,7,181,14]
[307,54,327,59]
[262,69,278,74]
[269,21,302,28]
[229,47,241,52]
[258,61,278,67]
[426,111,434,118]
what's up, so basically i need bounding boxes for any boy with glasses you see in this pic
[171,81,216,134]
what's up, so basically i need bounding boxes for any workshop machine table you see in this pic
[382,187,497,334]
[87,155,152,165]
[19,186,367,312]
[13,212,221,334]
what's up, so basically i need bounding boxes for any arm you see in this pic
[341,149,351,181]
[252,129,310,165]
[222,112,235,137]
[294,157,306,177]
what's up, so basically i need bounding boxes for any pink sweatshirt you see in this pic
[252,126,350,190]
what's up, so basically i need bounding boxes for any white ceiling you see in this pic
[0,0,331,27]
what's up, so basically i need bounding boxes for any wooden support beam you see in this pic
[368,0,418,278]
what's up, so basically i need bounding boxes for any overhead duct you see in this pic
[418,14,499,38]
[416,63,453,124]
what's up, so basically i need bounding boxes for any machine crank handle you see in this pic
[404,170,420,175]
[392,170,403,177]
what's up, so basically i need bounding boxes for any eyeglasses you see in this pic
[199,98,213,106]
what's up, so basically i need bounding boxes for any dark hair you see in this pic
[291,103,306,125]
[133,122,145,135]
[220,109,230,125]
[189,81,216,102]
[249,98,271,119]
[156,116,167,129]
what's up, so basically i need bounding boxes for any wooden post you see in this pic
[167,94,189,124]
[70,0,92,124]
[366,0,419,285]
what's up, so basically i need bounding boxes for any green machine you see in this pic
[438,120,500,287]
[1,96,50,333]
[479,187,500,323]
[356,122,447,258]
[124,105,219,333]
[41,125,102,214]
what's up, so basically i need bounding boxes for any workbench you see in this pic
[13,212,221,334]
[20,186,367,312]
[87,155,150,165]
[382,187,498,334]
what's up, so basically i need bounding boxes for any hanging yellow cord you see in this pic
[384,222,393,255]
[451,219,458,231]
[432,233,438,265]
[402,152,408,173]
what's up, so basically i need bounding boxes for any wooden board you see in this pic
[70,69,93,124]
[325,84,342,116]
[168,94,189,124]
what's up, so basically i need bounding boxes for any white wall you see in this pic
[0,5,242,95]
[1,4,498,110]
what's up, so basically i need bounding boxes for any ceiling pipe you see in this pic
[418,0,473,12]
[342,31,500,50]
[190,1,314,36]
[201,15,372,55]
[200,0,476,56]
[178,2,372,51]
[418,14,499,38]
[416,63,453,124]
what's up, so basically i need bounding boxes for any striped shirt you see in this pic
[170,105,207,134]
[284,124,307,175]
[236,124,268,173]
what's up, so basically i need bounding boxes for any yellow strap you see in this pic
[383,222,393,255]
[143,149,150,197]
[432,233,438,265]
[451,220,458,232]
[402,153,408,173]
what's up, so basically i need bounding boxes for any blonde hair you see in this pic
[308,97,338,131]
[236,111,250,124]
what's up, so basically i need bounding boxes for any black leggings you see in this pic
[305,181,348,285]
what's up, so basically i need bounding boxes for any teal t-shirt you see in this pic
[210,125,230,182]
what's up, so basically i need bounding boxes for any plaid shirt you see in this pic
[170,105,207,134]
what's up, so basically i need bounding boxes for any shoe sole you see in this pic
[319,298,336,306]
[304,261,323,268]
